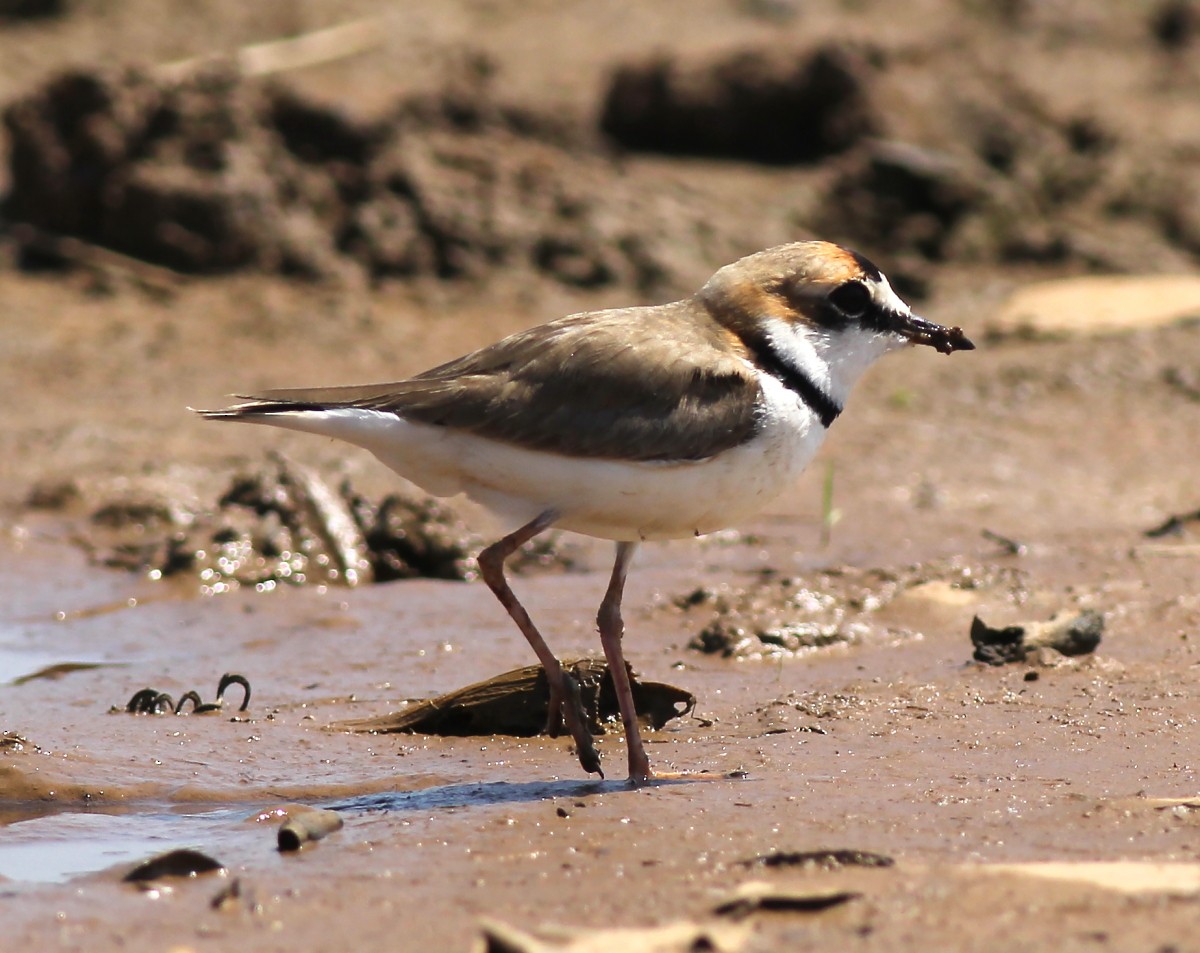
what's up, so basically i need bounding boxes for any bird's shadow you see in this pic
[330,774,705,814]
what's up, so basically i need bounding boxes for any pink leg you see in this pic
[596,541,651,784]
[477,511,602,777]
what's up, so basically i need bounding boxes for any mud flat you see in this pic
[2,2,1200,951]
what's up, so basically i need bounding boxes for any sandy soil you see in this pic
[2,2,1200,952]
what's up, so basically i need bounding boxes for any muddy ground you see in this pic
[2,2,1200,951]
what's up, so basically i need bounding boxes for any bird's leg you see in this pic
[596,541,651,784]
[477,511,603,778]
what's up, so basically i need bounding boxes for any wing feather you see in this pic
[220,300,763,463]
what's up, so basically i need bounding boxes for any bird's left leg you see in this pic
[596,541,652,784]
[478,511,602,777]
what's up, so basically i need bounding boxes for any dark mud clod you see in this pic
[971,610,1104,665]
[11,661,110,686]
[277,807,344,851]
[714,882,861,918]
[1144,506,1200,538]
[905,315,974,354]
[932,325,975,354]
[331,659,695,738]
[123,848,225,882]
[742,849,894,870]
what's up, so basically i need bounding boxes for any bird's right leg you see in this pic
[477,511,603,777]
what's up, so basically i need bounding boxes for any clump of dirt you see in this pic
[590,24,1200,278]
[969,609,1104,666]
[599,42,880,164]
[683,562,1026,660]
[2,55,722,293]
[8,25,1200,299]
[813,68,1200,274]
[28,456,573,592]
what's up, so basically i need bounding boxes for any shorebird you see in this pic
[199,241,974,783]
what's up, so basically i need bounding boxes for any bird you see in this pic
[198,240,974,784]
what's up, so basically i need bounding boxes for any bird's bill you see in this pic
[890,312,975,355]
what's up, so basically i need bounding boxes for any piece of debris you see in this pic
[10,661,110,686]
[123,848,225,882]
[981,528,1027,556]
[277,806,344,851]
[476,917,749,953]
[158,16,386,81]
[1145,507,1200,538]
[121,672,251,715]
[970,610,1104,665]
[713,881,860,918]
[332,659,694,737]
[741,849,894,870]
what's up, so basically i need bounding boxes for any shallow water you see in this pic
[0,808,238,885]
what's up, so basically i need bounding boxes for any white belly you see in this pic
[256,378,825,542]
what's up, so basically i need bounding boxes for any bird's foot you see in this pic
[559,673,603,777]
[627,752,653,787]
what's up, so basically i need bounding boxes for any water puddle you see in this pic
[0,808,239,885]
[0,647,111,686]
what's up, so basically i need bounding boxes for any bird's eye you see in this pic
[827,281,872,317]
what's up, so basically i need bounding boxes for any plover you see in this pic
[199,241,974,783]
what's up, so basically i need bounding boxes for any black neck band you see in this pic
[745,337,842,428]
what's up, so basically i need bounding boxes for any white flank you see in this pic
[240,403,825,542]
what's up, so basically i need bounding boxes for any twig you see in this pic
[819,460,840,548]
[981,527,1027,556]
[1144,507,1200,539]
[156,16,385,82]
[9,223,184,296]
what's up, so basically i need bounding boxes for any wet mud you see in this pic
[29,455,573,592]
[1,2,1200,952]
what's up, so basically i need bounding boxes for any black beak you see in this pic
[892,312,975,355]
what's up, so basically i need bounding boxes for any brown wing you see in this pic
[244,300,763,462]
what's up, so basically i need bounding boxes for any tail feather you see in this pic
[193,397,336,420]
[195,381,413,422]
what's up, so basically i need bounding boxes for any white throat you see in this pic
[762,317,902,410]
